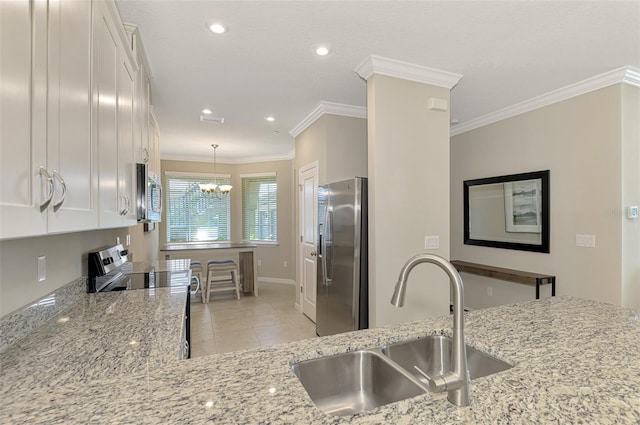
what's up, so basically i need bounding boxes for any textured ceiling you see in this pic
[115,0,640,163]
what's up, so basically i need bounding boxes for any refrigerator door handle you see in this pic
[323,207,333,284]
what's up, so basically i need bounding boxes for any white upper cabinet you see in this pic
[94,0,138,229]
[47,0,98,233]
[0,0,142,239]
[0,0,97,239]
[0,0,47,239]
[124,24,156,172]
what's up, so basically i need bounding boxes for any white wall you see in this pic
[367,74,451,327]
[451,84,636,309]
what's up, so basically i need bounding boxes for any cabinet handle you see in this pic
[52,170,67,212]
[125,196,131,215]
[143,147,149,163]
[39,167,54,212]
[120,195,128,216]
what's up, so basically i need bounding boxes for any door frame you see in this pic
[297,161,318,319]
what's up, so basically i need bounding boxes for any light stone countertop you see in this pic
[1,296,639,424]
[0,287,188,393]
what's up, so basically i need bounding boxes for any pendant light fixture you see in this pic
[199,144,232,198]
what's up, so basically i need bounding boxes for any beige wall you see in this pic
[451,84,636,309]
[160,159,295,281]
[324,114,368,183]
[367,74,451,327]
[0,226,134,316]
[621,84,640,309]
[293,113,368,306]
[128,221,159,262]
[293,113,367,185]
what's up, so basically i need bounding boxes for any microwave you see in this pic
[136,163,162,222]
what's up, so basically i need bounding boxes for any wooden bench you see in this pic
[450,260,556,300]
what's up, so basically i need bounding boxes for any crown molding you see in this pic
[161,150,295,165]
[289,101,367,138]
[623,67,640,88]
[123,23,153,79]
[451,66,640,136]
[355,55,462,89]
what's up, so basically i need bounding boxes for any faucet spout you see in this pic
[390,254,471,407]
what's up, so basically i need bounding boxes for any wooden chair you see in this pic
[205,260,240,302]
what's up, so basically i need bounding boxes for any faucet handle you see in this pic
[414,365,448,392]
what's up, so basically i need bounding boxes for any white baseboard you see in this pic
[257,277,296,286]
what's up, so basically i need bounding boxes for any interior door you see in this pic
[299,162,318,322]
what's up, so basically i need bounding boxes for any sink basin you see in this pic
[292,350,426,416]
[381,335,512,383]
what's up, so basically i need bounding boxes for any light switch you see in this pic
[575,234,596,248]
[424,236,440,250]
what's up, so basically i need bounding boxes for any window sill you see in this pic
[243,240,278,247]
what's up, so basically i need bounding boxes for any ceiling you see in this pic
[115,0,640,163]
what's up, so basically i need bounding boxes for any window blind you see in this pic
[165,173,231,243]
[242,174,277,242]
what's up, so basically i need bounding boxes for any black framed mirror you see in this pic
[464,170,550,253]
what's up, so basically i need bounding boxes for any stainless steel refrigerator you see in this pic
[316,177,368,337]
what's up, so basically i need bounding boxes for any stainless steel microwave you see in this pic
[136,163,162,222]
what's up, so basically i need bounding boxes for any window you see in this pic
[165,172,230,243]
[242,173,277,243]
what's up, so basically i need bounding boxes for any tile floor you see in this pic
[189,282,317,357]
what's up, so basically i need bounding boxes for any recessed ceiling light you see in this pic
[272,130,280,134]
[202,108,212,115]
[315,46,330,56]
[208,22,228,35]
[265,116,275,122]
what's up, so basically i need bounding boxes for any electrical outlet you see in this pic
[283,261,288,268]
[38,256,46,282]
[126,234,131,246]
[258,259,262,266]
[487,286,493,297]
[628,206,639,219]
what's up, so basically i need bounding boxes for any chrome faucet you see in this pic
[390,254,471,407]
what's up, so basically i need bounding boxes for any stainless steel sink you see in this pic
[292,349,427,416]
[381,335,512,383]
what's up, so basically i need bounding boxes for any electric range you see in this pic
[87,244,192,358]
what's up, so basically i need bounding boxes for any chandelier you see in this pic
[199,144,232,198]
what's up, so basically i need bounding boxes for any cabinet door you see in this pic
[0,0,48,239]
[47,0,98,233]
[118,56,137,225]
[149,110,160,173]
[135,60,152,164]
[95,4,122,228]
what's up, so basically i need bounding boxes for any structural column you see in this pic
[355,56,462,326]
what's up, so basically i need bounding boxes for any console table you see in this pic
[161,242,258,296]
[451,260,556,300]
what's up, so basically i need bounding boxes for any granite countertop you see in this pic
[0,287,188,393]
[1,296,639,424]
